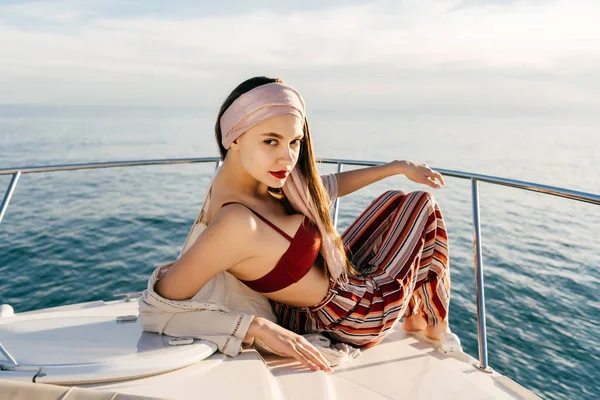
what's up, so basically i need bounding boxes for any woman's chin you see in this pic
[266,177,287,188]
[269,180,286,188]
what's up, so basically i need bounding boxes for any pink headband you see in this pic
[220,82,306,149]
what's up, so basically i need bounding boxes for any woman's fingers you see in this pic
[434,171,446,185]
[292,348,319,371]
[294,342,333,372]
[258,321,333,372]
[425,176,440,188]
[297,340,333,372]
[406,162,445,188]
[289,344,319,371]
[425,170,444,188]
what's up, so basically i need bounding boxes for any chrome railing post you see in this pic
[0,171,21,225]
[0,342,18,366]
[332,163,344,230]
[471,178,492,372]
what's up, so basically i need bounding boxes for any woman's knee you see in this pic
[410,190,438,211]
[412,190,435,201]
[378,190,439,214]
[368,190,406,209]
[382,189,435,201]
[381,189,406,200]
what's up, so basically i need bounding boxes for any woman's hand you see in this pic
[246,317,334,373]
[394,160,446,189]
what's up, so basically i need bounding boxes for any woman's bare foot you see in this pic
[401,313,427,332]
[403,314,454,342]
[423,320,450,341]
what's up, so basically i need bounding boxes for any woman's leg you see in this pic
[341,190,451,339]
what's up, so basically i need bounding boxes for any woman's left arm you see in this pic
[336,160,446,197]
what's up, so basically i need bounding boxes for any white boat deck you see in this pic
[0,298,540,399]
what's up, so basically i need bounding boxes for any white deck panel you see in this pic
[0,300,217,384]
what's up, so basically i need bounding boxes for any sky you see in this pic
[0,0,599,115]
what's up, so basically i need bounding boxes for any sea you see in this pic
[1,105,599,399]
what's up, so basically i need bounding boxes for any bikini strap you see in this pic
[221,202,293,241]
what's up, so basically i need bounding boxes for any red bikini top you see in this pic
[222,202,322,293]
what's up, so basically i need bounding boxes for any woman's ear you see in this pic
[229,139,239,150]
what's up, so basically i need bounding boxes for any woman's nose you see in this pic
[279,145,295,163]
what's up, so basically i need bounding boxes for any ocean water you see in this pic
[1,105,599,399]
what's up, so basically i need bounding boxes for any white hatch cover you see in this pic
[0,301,217,384]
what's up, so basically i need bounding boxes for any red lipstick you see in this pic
[270,170,288,179]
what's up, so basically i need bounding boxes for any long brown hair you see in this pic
[214,76,357,278]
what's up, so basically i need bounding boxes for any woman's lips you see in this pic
[270,171,288,179]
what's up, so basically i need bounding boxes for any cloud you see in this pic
[0,0,598,114]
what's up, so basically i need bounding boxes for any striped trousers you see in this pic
[272,190,451,348]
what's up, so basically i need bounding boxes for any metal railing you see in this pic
[2,157,599,372]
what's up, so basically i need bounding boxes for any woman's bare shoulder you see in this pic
[154,203,259,300]
[208,201,254,225]
[208,202,261,239]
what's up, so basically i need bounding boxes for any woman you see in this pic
[144,76,456,373]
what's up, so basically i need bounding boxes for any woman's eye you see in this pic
[264,138,303,147]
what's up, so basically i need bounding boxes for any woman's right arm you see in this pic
[147,204,332,371]
[155,204,256,301]
[140,293,332,370]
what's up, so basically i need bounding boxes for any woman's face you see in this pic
[232,113,304,188]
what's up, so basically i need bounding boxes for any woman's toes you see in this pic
[424,321,450,340]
